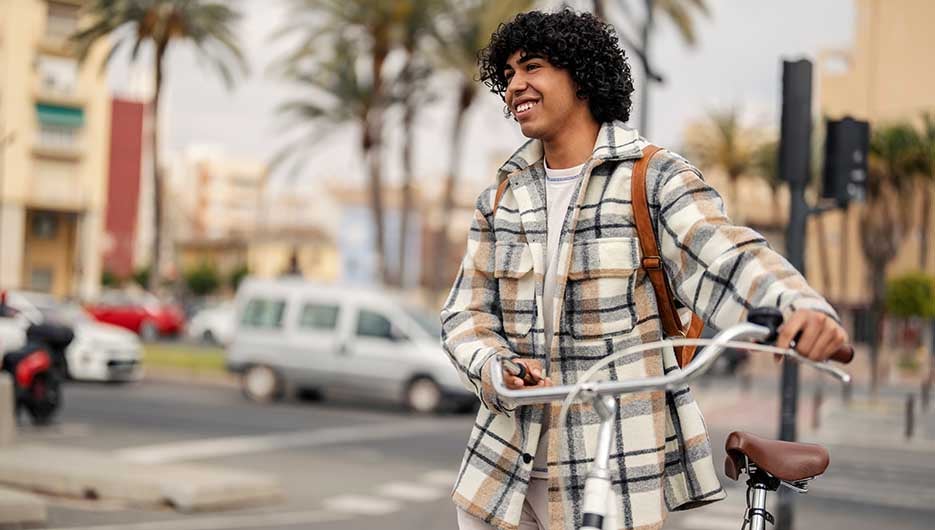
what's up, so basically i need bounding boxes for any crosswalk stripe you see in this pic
[377,481,446,501]
[676,514,741,529]
[421,469,458,487]
[323,494,402,516]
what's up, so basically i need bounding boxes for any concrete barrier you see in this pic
[0,445,283,512]
[0,485,46,525]
[0,373,14,447]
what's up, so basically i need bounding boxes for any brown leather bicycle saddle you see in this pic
[724,431,829,482]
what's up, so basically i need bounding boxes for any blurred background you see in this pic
[0,0,932,529]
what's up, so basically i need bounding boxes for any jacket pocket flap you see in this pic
[568,237,641,280]
[494,241,534,278]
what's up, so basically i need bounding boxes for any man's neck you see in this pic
[542,117,601,169]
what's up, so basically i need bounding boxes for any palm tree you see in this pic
[862,123,925,394]
[273,0,408,286]
[918,113,935,270]
[428,0,533,291]
[683,107,760,219]
[594,0,710,136]
[392,0,445,288]
[73,0,248,291]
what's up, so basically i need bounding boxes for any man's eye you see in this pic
[526,63,540,71]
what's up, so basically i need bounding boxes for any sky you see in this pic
[107,0,856,197]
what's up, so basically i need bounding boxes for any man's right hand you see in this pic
[491,358,551,390]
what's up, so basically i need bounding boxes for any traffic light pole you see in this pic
[776,58,813,530]
[777,166,808,530]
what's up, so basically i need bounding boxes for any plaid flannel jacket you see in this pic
[440,122,837,530]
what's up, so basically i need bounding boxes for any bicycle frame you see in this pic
[491,322,851,530]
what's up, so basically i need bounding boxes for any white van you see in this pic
[226,277,474,413]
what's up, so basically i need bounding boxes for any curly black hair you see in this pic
[478,9,634,124]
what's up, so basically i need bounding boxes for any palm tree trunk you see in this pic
[434,82,474,291]
[868,261,887,397]
[363,124,388,286]
[815,212,834,296]
[148,43,167,293]
[366,33,391,286]
[399,97,416,289]
[921,188,932,269]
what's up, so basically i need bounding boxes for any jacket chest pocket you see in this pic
[564,236,640,341]
[494,241,535,339]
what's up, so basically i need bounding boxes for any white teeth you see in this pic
[516,101,537,113]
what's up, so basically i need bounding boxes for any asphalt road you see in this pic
[12,377,934,530]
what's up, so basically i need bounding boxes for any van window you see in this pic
[298,303,339,330]
[241,298,286,328]
[355,309,394,339]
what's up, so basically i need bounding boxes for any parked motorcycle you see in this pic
[0,305,73,425]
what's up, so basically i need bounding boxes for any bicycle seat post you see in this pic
[580,395,618,530]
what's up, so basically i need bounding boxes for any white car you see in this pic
[187,302,235,346]
[9,292,144,382]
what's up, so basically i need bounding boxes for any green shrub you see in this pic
[184,262,221,296]
[229,263,249,291]
[133,266,150,288]
[885,272,935,318]
[101,270,119,287]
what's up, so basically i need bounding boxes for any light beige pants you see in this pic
[457,477,549,530]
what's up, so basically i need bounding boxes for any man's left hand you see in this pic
[776,309,849,362]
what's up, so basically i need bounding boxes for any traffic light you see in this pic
[779,60,813,185]
[822,117,870,207]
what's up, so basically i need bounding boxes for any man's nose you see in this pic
[507,73,527,99]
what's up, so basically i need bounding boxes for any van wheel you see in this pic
[405,377,442,414]
[242,365,282,403]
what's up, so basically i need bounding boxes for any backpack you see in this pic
[492,144,703,368]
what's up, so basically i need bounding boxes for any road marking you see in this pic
[323,494,402,515]
[41,509,348,530]
[377,481,446,501]
[421,469,458,487]
[115,419,454,464]
[676,514,742,529]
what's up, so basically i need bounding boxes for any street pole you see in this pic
[777,58,813,530]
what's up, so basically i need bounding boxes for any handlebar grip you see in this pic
[830,344,854,364]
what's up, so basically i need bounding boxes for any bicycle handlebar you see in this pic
[493,322,853,407]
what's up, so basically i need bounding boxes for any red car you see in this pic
[84,291,185,341]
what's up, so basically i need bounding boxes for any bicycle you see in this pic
[492,307,854,530]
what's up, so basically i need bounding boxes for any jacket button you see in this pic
[522,453,533,464]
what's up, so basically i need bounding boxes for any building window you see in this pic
[36,55,78,95]
[38,123,79,149]
[35,103,83,150]
[32,212,58,240]
[46,2,80,40]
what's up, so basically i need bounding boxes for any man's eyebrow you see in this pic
[504,53,545,71]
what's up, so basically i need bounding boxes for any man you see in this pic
[440,9,847,530]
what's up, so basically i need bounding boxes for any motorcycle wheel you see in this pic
[25,372,61,425]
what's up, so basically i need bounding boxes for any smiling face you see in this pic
[503,50,593,141]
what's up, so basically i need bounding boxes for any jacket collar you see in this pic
[495,121,646,182]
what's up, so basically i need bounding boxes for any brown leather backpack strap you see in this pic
[493,178,510,213]
[632,145,698,367]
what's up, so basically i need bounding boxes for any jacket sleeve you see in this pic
[440,185,517,414]
[649,153,838,331]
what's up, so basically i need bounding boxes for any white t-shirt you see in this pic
[532,160,584,478]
